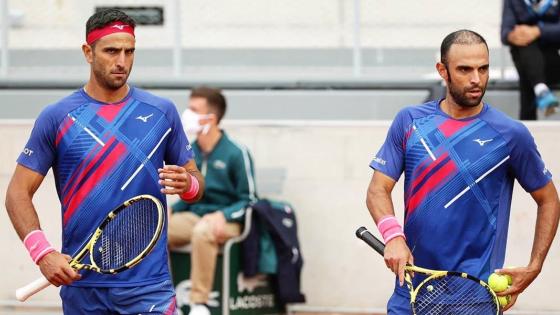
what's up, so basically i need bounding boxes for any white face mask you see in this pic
[182,109,211,140]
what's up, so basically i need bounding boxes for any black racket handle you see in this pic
[356,226,386,256]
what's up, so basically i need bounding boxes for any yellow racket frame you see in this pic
[70,194,164,274]
[404,265,500,315]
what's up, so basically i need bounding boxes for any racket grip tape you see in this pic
[356,226,386,256]
[15,276,51,302]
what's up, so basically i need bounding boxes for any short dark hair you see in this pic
[190,87,227,122]
[86,9,136,40]
[440,29,488,65]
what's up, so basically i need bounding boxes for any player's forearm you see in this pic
[5,186,41,240]
[366,185,396,224]
[529,199,560,271]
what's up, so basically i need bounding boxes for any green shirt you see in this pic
[172,131,257,221]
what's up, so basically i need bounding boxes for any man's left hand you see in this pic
[494,265,541,311]
[158,165,190,195]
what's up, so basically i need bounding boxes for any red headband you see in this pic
[86,22,135,45]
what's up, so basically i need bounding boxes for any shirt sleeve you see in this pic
[508,123,552,192]
[171,199,190,213]
[221,146,258,222]
[369,109,411,181]
[165,103,194,166]
[500,0,516,45]
[16,106,58,175]
[538,21,560,45]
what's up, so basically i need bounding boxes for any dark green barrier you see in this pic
[170,242,283,315]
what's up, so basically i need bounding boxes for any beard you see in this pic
[92,62,131,91]
[447,73,487,108]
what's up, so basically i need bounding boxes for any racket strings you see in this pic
[93,199,159,271]
[413,275,498,315]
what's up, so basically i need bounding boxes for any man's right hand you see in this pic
[384,236,413,286]
[508,25,541,46]
[37,251,81,286]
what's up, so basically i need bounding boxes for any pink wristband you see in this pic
[377,215,406,243]
[180,173,199,201]
[23,230,55,264]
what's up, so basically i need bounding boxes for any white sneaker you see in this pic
[188,304,210,315]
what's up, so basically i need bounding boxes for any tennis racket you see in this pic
[355,226,500,315]
[16,194,164,302]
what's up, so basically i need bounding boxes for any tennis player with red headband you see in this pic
[5,9,204,314]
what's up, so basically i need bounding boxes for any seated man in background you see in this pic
[501,0,560,119]
[168,86,258,315]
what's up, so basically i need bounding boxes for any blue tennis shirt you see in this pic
[370,100,551,296]
[17,87,193,287]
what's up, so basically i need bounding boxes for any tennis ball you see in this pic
[505,274,512,286]
[498,295,511,307]
[488,273,509,292]
[503,266,517,285]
